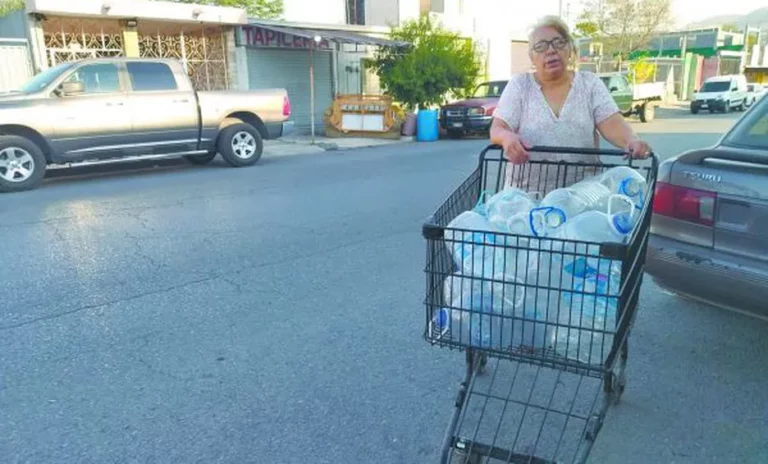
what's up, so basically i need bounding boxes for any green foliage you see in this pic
[579,0,672,58]
[0,0,24,17]
[574,21,599,38]
[371,16,482,111]
[628,59,656,83]
[160,0,283,19]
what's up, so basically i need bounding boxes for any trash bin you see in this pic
[416,109,439,142]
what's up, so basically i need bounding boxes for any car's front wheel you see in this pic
[0,135,47,193]
[218,123,264,167]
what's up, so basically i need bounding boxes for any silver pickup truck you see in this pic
[0,58,293,192]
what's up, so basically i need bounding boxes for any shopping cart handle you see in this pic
[481,144,657,168]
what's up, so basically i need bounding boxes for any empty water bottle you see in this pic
[486,188,539,231]
[540,188,588,223]
[600,166,647,209]
[528,206,568,237]
[446,211,498,271]
[555,271,619,365]
[557,209,633,245]
[442,273,503,349]
[569,179,612,212]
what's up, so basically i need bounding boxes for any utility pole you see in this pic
[559,0,563,18]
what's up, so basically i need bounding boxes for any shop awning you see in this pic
[246,22,409,48]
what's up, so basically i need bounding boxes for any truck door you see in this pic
[609,75,633,114]
[47,62,134,160]
[124,61,199,154]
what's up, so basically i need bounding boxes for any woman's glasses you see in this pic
[532,37,569,53]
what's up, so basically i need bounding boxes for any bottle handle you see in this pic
[607,194,635,220]
[529,206,565,238]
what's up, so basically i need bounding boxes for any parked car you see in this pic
[646,95,768,317]
[0,58,292,192]
[598,72,664,123]
[690,74,748,114]
[439,80,507,139]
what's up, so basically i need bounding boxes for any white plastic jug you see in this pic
[600,166,647,208]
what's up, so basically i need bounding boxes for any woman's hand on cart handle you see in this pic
[625,138,652,160]
[500,131,531,164]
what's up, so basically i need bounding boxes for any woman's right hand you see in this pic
[500,131,531,164]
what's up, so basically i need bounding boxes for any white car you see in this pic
[748,83,767,104]
[690,74,749,114]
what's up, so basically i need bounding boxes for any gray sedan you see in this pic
[646,95,768,318]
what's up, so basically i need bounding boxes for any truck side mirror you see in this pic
[60,81,85,96]
[610,86,619,92]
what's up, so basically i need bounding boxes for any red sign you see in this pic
[240,26,332,50]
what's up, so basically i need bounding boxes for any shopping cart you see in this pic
[422,145,658,464]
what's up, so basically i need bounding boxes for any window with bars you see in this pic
[346,0,365,25]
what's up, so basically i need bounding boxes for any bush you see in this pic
[372,16,481,111]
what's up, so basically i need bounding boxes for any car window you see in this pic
[126,62,178,92]
[19,62,73,93]
[473,82,506,98]
[64,63,121,94]
[723,100,768,149]
[700,81,729,92]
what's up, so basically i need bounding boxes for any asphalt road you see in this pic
[1,108,766,463]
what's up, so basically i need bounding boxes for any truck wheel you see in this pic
[218,123,263,167]
[639,102,655,123]
[0,135,47,193]
[184,153,217,165]
[690,105,699,114]
[737,100,745,111]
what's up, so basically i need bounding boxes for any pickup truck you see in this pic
[598,72,664,123]
[0,58,292,192]
[439,80,507,139]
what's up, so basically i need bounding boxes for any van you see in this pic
[690,74,748,114]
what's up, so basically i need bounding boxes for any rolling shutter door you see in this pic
[246,48,333,134]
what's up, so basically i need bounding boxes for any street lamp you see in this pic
[310,35,322,144]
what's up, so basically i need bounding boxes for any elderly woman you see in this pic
[491,16,651,188]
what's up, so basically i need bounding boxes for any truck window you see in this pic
[64,63,121,94]
[126,62,179,92]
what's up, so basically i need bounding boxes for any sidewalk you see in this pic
[264,134,414,157]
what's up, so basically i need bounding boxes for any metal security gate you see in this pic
[139,26,228,91]
[42,17,124,66]
[0,40,33,92]
[246,48,333,134]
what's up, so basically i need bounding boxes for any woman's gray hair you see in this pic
[528,15,576,53]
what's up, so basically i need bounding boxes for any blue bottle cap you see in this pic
[612,213,633,235]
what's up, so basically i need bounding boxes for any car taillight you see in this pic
[653,182,716,226]
[283,95,291,117]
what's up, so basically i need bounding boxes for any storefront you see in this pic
[236,22,406,135]
[22,0,246,91]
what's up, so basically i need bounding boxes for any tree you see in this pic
[158,0,283,19]
[0,0,24,17]
[574,21,599,38]
[371,16,481,111]
[578,0,672,58]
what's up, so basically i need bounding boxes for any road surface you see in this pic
[1,108,765,463]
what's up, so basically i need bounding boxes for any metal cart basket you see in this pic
[422,145,658,463]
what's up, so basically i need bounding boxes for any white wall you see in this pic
[282,0,346,25]
[365,0,400,27]
[399,0,420,24]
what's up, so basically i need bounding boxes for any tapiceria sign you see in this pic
[238,25,333,50]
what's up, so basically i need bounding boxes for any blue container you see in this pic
[416,109,439,142]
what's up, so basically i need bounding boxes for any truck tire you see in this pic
[639,102,655,123]
[184,153,217,165]
[0,135,47,193]
[737,99,746,111]
[218,123,263,167]
[690,104,699,114]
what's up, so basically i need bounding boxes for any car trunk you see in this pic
[655,147,768,260]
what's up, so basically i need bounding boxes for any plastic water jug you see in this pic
[600,166,647,208]
[486,188,539,230]
[569,179,612,212]
[557,209,633,244]
[446,211,498,270]
[555,270,619,365]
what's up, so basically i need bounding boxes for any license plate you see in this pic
[451,122,463,128]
